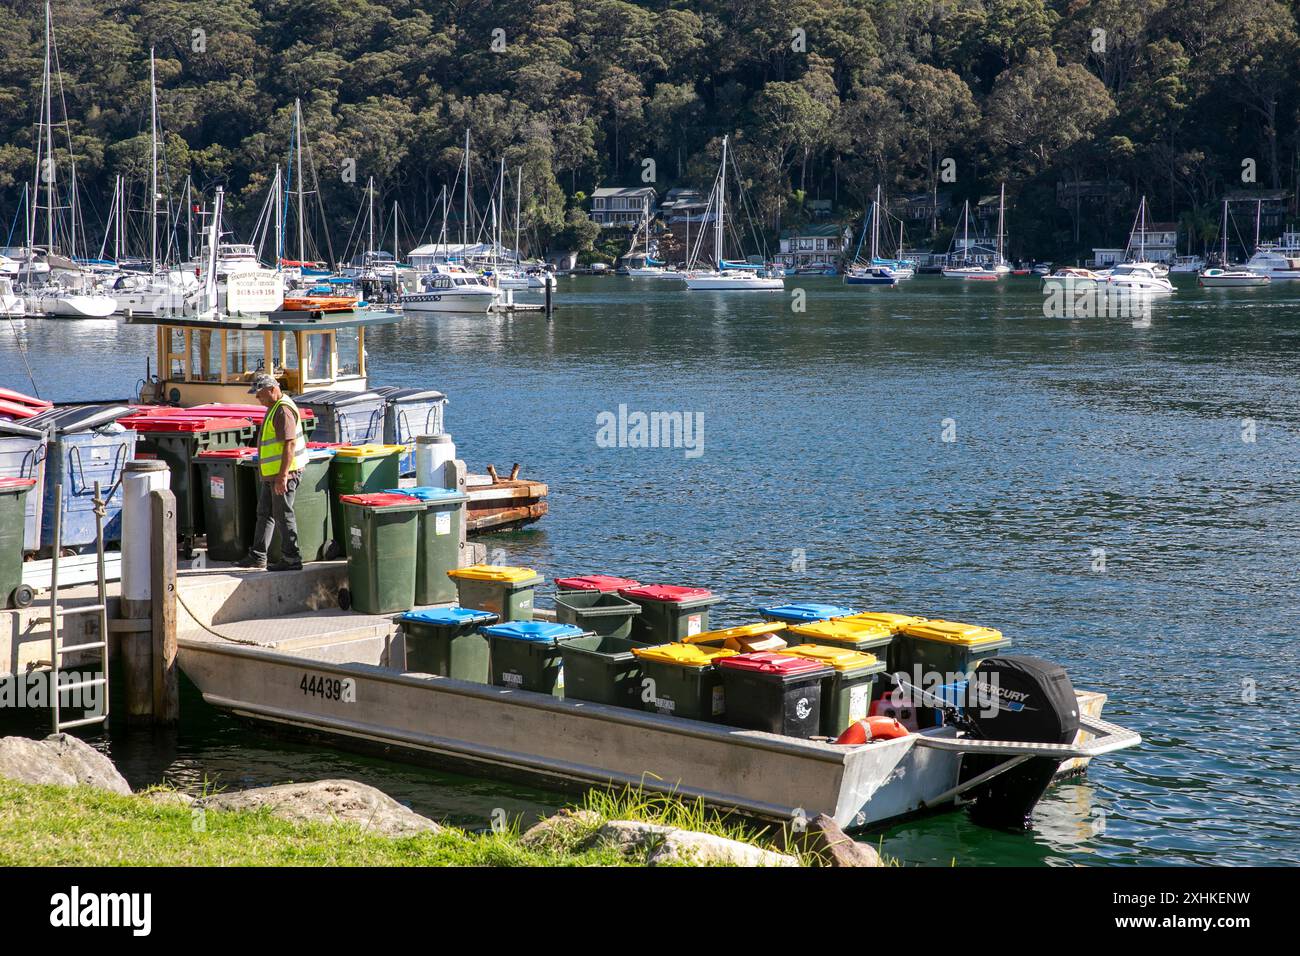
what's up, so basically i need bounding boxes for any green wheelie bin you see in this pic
[895,619,1012,681]
[447,565,543,621]
[560,633,653,707]
[338,492,423,614]
[553,589,642,640]
[618,584,721,643]
[383,486,467,605]
[777,643,887,736]
[401,606,499,682]
[328,444,405,552]
[126,415,255,552]
[0,478,36,608]
[631,642,738,721]
[271,446,339,563]
[483,621,587,697]
[195,447,260,562]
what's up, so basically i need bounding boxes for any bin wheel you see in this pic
[9,584,34,609]
[324,540,343,561]
[338,587,352,611]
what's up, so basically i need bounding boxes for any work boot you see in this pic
[268,560,303,572]
[238,555,267,570]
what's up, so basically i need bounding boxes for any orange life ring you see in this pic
[834,716,911,745]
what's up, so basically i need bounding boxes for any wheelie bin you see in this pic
[328,444,406,550]
[483,620,587,696]
[0,418,47,553]
[786,617,898,668]
[401,606,499,682]
[0,477,36,607]
[618,584,721,643]
[631,642,738,721]
[338,492,423,613]
[554,575,643,594]
[125,415,254,552]
[27,404,135,553]
[295,390,387,445]
[373,386,448,476]
[553,589,642,640]
[195,447,259,561]
[447,565,543,621]
[776,644,887,735]
[896,620,1012,681]
[382,486,467,605]
[273,446,338,563]
[756,602,858,625]
[717,652,833,739]
[559,633,653,707]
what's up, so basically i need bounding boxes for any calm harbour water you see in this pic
[3,274,1299,866]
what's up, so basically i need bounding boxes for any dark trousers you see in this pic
[251,474,301,563]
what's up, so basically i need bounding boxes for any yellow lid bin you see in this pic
[776,643,888,735]
[896,619,1012,681]
[334,444,408,459]
[838,612,927,632]
[683,621,787,652]
[787,618,894,656]
[445,565,544,622]
[632,643,739,722]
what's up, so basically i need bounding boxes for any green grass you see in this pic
[0,778,823,867]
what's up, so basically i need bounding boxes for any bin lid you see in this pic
[900,620,1006,646]
[0,477,36,492]
[683,621,786,646]
[338,492,423,509]
[757,602,858,623]
[375,386,448,403]
[186,404,316,422]
[0,418,46,439]
[447,565,540,584]
[839,612,927,633]
[0,387,50,410]
[777,644,883,673]
[788,619,894,645]
[307,441,348,449]
[381,486,467,503]
[334,444,406,459]
[124,416,252,434]
[196,447,259,460]
[717,652,832,677]
[26,404,132,434]
[618,584,713,604]
[306,447,338,460]
[555,575,643,592]
[402,607,498,627]
[481,621,585,643]
[296,389,383,407]
[631,643,737,668]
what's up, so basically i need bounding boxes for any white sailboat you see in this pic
[683,136,784,291]
[1119,196,1171,278]
[1200,199,1270,287]
[845,186,900,286]
[941,201,997,279]
[20,2,116,319]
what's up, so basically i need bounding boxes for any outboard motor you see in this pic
[959,656,1079,830]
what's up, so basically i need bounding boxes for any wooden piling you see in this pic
[149,489,179,723]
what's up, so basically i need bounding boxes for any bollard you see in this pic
[149,488,179,724]
[449,459,469,566]
[117,460,169,722]
[545,278,553,315]
[416,433,455,487]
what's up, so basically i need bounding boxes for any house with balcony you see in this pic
[589,186,658,228]
[773,223,852,271]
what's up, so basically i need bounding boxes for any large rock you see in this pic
[592,819,798,867]
[782,813,883,867]
[519,808,602,850]
[0,734,131,795]
[199,779,442,838]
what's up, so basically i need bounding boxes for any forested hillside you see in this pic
[0,0,1296,260]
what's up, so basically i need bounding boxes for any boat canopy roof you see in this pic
[126,307,402,333]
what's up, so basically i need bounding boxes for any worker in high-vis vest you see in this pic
[240,372,307,571]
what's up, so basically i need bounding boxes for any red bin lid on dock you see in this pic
[122,416,254,433]
[717,652,830,676]
[196,447,259,460]
[618,584,713,603]
[0,477,37,492]
[555,575,643,592]
[338,492,423,508]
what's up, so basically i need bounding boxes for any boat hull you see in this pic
[1198,274,1270,287]
[684,274,784,290]
[22,292,117,318]
[400,291,496,313]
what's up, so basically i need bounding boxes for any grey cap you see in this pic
[247,372,279,394]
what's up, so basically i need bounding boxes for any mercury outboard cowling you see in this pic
[959,655,1079,830]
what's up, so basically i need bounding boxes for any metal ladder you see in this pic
[46,481,111,734]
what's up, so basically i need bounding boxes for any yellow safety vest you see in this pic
[259,396,308,478]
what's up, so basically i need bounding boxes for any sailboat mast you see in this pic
[1254,200,1261,253]
[43,1,55,253]
[462,129,470,248]
[367,176,375,258]
[963,202,969,264]
[392,200,398,261]
[1221,199,1228,264]
[273,164,283,272]
[498,156,505,261]
[716,136,727,269]
[184,175,192,261]
[872,184,881,260]
[295,98,306,266]
[996,183,1005,265]
[149,48,159,272]
[515,166,522,265]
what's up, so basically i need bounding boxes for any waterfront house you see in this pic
[589,186,658,229]
[774,223,852,271]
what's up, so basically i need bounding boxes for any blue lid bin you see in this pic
[383,486,468,605]
[757,603,859,625]
[402,606,499,683]
[482,621,588,697]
